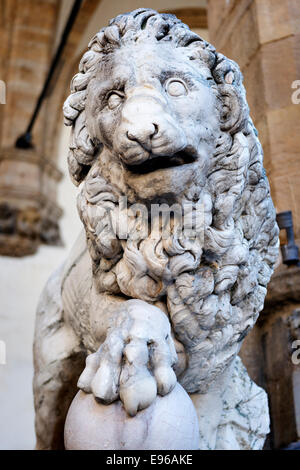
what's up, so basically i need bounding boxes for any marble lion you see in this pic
[33,8,279,450]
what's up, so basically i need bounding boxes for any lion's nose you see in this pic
[126,123,158,149]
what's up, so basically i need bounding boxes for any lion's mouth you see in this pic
[124,151,196,175]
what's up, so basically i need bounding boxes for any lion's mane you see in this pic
[63,9,279,393]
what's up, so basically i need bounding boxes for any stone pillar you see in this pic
[208,0,300,241]
[0,0,102,256]
[208,0,300,448]
[0,0,62,256]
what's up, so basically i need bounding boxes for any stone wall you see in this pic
[0,0,62,255]
[208,0,300,449]
[208,0,300,241]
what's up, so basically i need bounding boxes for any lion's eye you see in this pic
[107,92,123,110]
[166,79,187,97]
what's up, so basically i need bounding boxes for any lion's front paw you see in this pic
[77,299,178,416]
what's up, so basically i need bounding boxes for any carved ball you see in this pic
[64,384,199,450]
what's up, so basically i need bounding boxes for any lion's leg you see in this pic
[188,362,234,450]
[214,356,269,450]
[33,265,85,450]
[189,357,269,450]
[189,388,224,450]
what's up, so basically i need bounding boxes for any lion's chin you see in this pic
[124,160,200,200]
[120,150,199,199]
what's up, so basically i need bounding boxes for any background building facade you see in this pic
[0,0,299,449]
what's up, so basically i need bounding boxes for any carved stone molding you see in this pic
[0,147,63,256]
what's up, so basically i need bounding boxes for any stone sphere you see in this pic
[64,383,199,450]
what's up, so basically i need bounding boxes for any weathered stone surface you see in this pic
[34,8,279,450]
[65,385,200,450]
[215,357,270,450]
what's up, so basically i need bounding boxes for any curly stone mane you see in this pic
[63,8,279,393]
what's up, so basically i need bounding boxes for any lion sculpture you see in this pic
[33,8,279,450]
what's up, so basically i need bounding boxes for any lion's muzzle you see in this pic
[114,86,188,168]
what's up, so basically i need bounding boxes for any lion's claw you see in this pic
[77,299,177,415]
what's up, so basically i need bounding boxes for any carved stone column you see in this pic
[208,0,300,448]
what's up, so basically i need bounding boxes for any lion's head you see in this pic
[63,9,279,393]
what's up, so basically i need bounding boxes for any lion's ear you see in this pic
[218,84,248,134]
[67,151,90,186]
[68,111,101,185]
[212,54,248,134]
